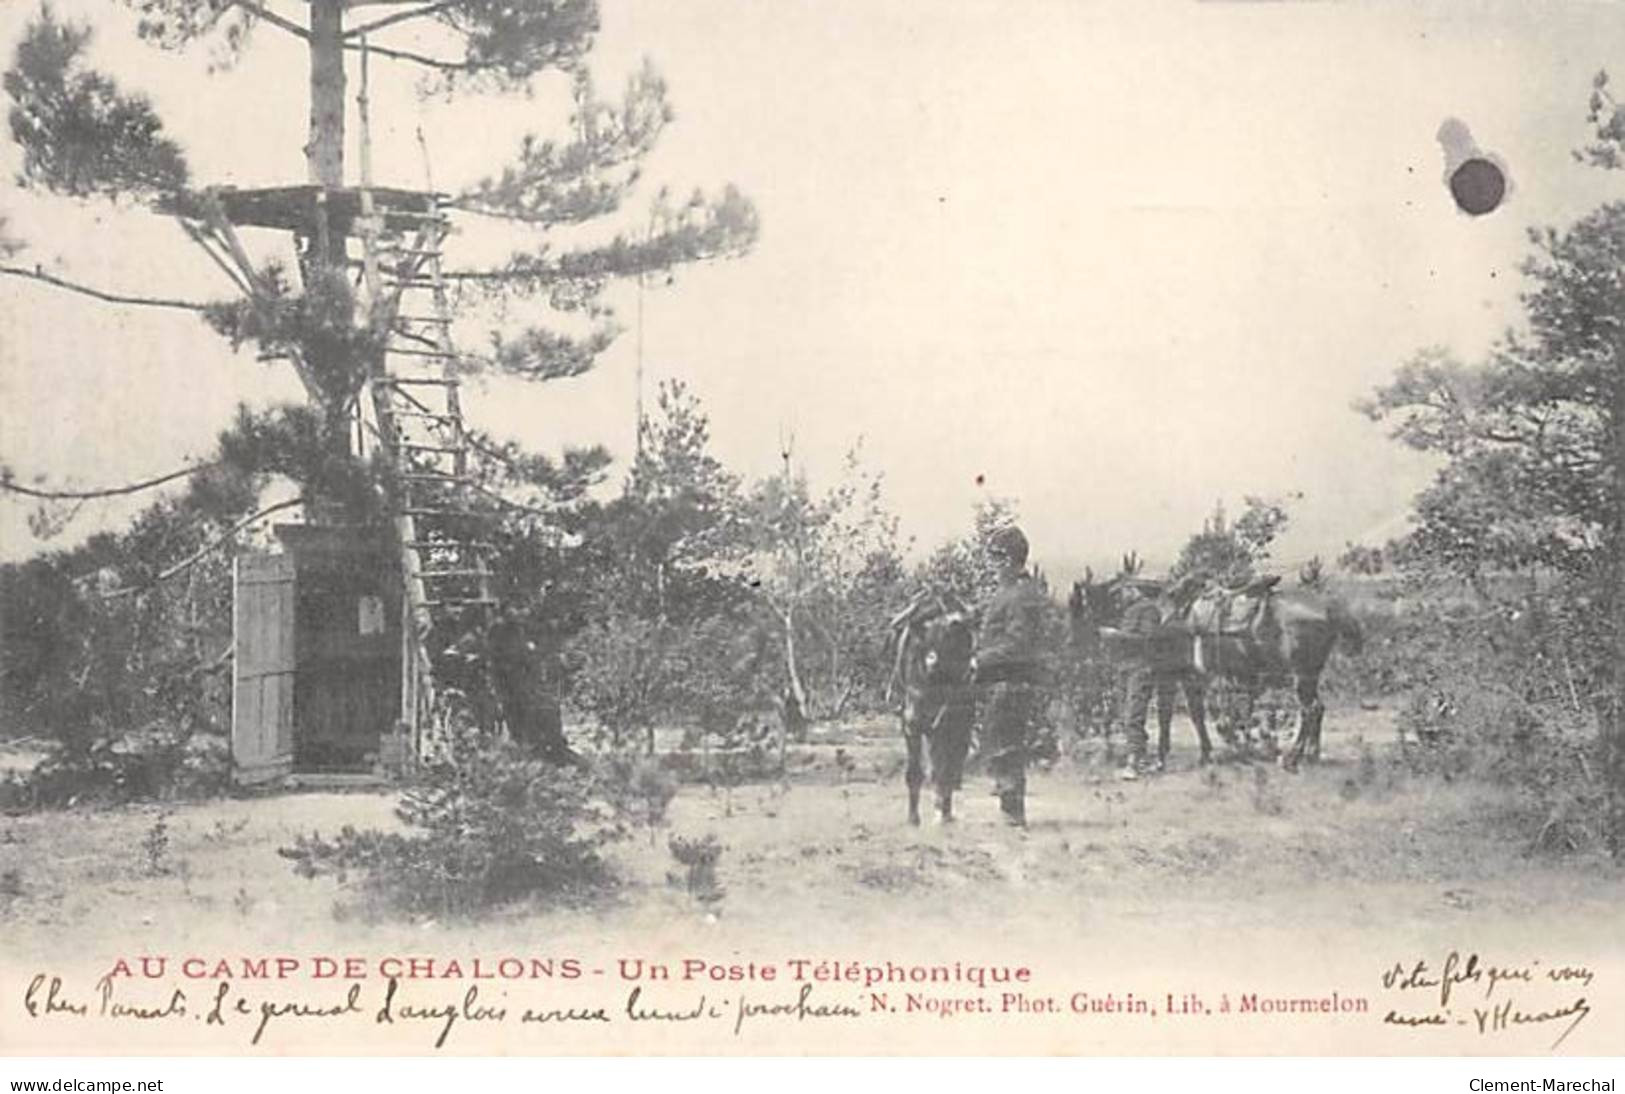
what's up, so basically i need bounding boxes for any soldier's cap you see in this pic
[986,524,1029,564]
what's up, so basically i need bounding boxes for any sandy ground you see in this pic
[2,706,1622,1054]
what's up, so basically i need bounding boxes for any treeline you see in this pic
[0,379,1037,799]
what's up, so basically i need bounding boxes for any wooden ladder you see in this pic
[357,194,499,763]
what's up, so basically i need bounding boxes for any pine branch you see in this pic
[345,2,459,38]
[469,479,557,519]
[1,462,220,500]
[444,186,758,287]
[0,264,211,312]
[8,8,190,199]
[445,202,547,224]
[224,0,311,40]
[101,497,305,600]
[175,218,254,298]
[342,38,465,71]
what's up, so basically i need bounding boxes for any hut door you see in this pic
[232,553,296,785]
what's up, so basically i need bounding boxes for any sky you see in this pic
[6,0,1625,581]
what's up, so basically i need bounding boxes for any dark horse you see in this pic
[888,590,975,824]
[1069,571,1363,770]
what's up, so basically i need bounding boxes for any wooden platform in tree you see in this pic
[167,185,448,236]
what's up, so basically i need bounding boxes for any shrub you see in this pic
[0,727,229,811]
[598,753,679,846]
[141,812,172,876]
[279,725,624,917]
[1249,766,1284,816]
[667,832,724,906]
[1372,579,1608,854]
[564,614,681,753]
[567,609,781,760]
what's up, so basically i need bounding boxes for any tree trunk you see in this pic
[301,0,358,479]
[1609,362,1625,858]
[783,604,809,741]
[782,604,809,727]
[307,0,346,190]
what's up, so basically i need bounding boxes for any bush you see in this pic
[563,614,679,753]
[598,753,678,845]
[1373,579,1609,854]
[566,609,779,756]
[667,832,724,906]
[279,725,625,917]
[0,727,229,811]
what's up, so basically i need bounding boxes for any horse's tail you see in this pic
[1326,599,1364,656]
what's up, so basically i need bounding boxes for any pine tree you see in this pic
[2,0,757,516]
[0,1,756,764]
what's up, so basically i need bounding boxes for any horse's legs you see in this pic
[904,725,925,826]
[1210,679,1239,750]
[1304,674,1326,765]
[1262,702,1281,759]
[932,705,971,823]
[1307,684,1325,764]
[1103,669,1123,763]
[1184,676,1213,763]
[1237,676,1261,757]
[1282,675,1324,773]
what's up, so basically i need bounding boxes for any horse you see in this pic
[887,590,976,825]
[1069,569,1363,771]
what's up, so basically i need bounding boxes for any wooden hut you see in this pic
[231,524,404,785]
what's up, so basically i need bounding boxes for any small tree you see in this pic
[595,380,748,625]
[280,723,621,918]
[1363,196,1625,852]
[739,441,909,721]
[919,496,1023,605]
[1171,496,1295,582]
[1337,542,1387,576]
[565,612,682,753]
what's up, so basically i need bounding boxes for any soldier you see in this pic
[973,525,1049,827]
[1113,578,1208,780]
[487,605,581,767]
[1115,578,1171,781]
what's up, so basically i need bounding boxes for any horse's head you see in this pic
[1068,567,1123,649]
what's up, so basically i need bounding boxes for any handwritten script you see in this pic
[1378,950,1595,1050]
[19,973,862,1049]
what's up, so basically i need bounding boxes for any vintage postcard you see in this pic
[2,0,1623,1059]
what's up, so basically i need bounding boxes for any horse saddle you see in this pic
[1186,576,1279,639]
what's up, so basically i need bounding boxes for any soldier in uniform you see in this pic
[1114,579,1166,780]
[973,525,1049,827]
[1114,578,1206,780]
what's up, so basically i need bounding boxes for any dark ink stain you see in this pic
[1450,158,1506,216]
[1436,118,1511,217]
[974,473,985,487]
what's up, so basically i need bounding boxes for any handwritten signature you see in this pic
[1379,951,1595,1049]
